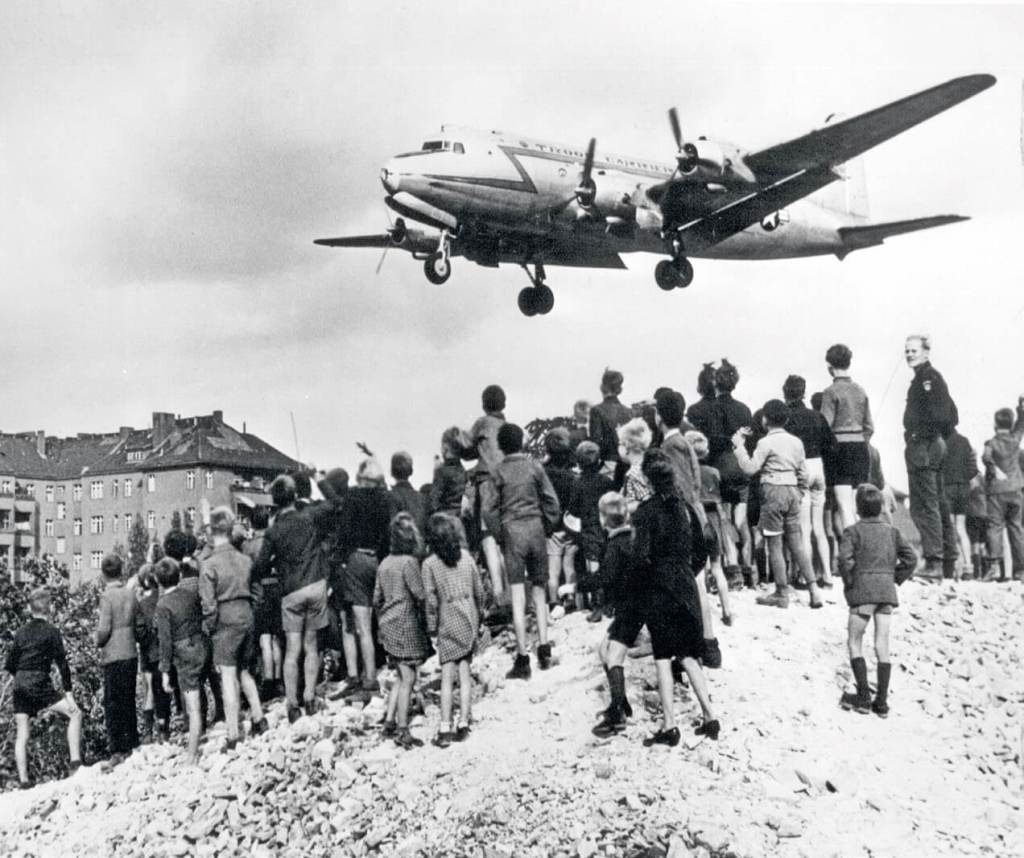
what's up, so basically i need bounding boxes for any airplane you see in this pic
[315,74,995,317]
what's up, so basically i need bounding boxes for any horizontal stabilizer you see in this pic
[313,234,393,248]
[838,214,968,252]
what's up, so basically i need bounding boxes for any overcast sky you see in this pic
[2,2,1023,488]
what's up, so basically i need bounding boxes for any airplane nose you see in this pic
[380,161,400,195]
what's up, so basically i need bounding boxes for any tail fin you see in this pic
[813,113,870,219]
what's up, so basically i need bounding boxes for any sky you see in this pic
[2,1,1024,488]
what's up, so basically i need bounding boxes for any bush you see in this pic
[0,557,108,791]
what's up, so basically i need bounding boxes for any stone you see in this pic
[665,835,689,858]
[311,739,337,766]
[290,716,320,739]
[593,762,613,779]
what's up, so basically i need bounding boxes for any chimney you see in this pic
[119,426,132,442]
[35,431,46,458]
[152,412,175,447]
[213,410,223,424]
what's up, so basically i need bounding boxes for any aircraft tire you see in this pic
[534,285,554,315]
[655,259,679,291]
[674,257,694,288]
[424,256,451,285]
[517,287,539,317]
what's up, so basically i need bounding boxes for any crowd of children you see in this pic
[6,343,1024,786]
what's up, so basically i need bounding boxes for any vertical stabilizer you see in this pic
[814,112,870,219]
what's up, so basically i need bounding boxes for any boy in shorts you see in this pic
[200,506,268,749]
[155,558,207,765]
[733,399,823,609]
[838,485,917,716]
[6,587,83,787]
[482,422,561,679]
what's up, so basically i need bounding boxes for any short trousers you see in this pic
[385,654,424,670]
[966,515,988,544]
[341,552,378,609]
[759,484,802,536]
[944,482,970,517]
[281,578,330,634]
[211,618,257,669]
[850,603,894,617]
[607,601,644,648]
[829,442,870,487]
[720,482,749,506]
[546,530,574,558]
[502,518,548,587]
[13,672,62,717]
[255,579,283,637]
[173,635,209,692]
[645,602,704,661]
[804,457,827,508]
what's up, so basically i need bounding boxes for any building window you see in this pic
[90,551,103,570]
[90,480,103,500]
[72,553,82,572]
[205,471,214,490]
[56,536,66,555]
[57,502,66,520]
[112,515,119,534]
[186,507,196,526]
[127,450,146,463]
[147,511,156,530]
[124,514,133,532]
[73,484,82,501]
[112,480,118,499]
[73,518,82,536]
[44,520,54,537]
[45,485,54,503]
[90,515,103,535]
[0,480,10,495]
[24,484,34,496]
[57,485,65,499]
[124,479,132,498]
[186,470,195,490]
[147,474,156,493]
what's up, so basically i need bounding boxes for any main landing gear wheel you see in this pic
[517,285,554,317]
[424,255,451,285]
[654,257,694,290]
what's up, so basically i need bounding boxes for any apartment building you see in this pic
[0,411,299,585]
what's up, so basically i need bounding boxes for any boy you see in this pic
[592,492,639,737]
[733,399,823,609]
[542,428,578,620]
[6,587,83,787]
[686,430,734,624]
[981,398,1024,581]
[200,507,268,750]
[390,451,428,536]
[568,441,615,621]
[482,422,562,679]
[95,553,140,761]
[155,557,207,765]
[838,485,917,716]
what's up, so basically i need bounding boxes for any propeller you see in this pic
[374,215,408,275]
[668,107,699,175]
[574,137,597,208]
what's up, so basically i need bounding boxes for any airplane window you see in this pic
[453,142,465,154]
[421,140,445,152]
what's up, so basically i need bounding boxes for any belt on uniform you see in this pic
[355,548,377,557]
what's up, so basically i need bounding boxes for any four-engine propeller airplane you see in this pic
[315,74,995,316]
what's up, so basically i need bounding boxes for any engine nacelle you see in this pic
[679,138,756,185]
[584,188,636,222]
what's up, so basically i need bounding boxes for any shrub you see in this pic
[0,557,108,790]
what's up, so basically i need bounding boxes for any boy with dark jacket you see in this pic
[981,398,1024,581]
[838,485,917,717]
[95,553,140,761]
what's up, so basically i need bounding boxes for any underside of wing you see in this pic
[746,74,996,176]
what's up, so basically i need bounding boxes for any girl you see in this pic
[618,417,653,515]
[685,430,733,625]
[838,484,917,717]
[431,426,471,518]
[634,449,719,746]
[422,513,486,748]
[373,512,431,749]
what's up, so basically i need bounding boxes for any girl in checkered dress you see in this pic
[373,513,431,749]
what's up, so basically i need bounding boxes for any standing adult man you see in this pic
[903,335,959,580]
[589,369,632,474]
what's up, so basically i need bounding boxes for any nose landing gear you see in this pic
[517,263,554,316]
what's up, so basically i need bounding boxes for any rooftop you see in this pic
[0,411,300,481]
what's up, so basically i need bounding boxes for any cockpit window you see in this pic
[452,142,465,154]
[395,140,465,158]
[421,140,445,152]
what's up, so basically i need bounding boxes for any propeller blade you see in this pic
[581,137,596,185]
[374,243,390,275]
[669,107,683,151]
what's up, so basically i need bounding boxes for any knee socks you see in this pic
[608,666,626,713]
[850,657,870,699]
[876,662,892,705]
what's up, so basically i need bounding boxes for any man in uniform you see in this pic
[903,335,959,580]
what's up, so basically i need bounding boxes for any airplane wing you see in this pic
[313,234,394,248]
[665,74,994,254]
[745,74,995,175]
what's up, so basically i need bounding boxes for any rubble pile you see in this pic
[0,580,1020,858]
